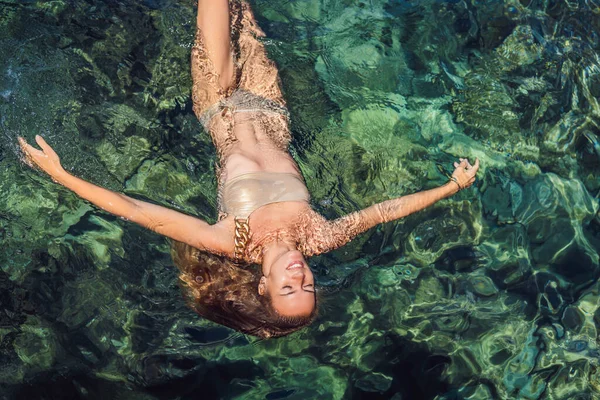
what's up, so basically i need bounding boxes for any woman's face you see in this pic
[259,250,316,317]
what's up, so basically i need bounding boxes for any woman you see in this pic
[18,0,479,338]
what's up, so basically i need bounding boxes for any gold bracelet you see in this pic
[450,177,463,190]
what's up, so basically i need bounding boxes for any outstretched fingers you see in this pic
[454,159,466,168]
[454,158,469,169]
[450,157,481,190]
[463,158,479,177]
[18,137,45,158]
[34,135,57,158]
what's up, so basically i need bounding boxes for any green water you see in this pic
[1,0,600,398]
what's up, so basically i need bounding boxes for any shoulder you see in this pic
[294,207,332,256]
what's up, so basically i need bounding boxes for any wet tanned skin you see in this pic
[260,246,316,317]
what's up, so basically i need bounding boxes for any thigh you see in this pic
[236,1,286,106]
[190,29,231,119]
[191,0,286,117]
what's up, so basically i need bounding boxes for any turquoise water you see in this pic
[1,0,600,398]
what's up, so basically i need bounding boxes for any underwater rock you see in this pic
[453,383,496,400]
[477,224,531,287]
[354,372,393,393]
[96,135,152,183]
[468,275,498,298]
[502,325,544,398]
[405,199,482,266]
[55,214,125,267]
[538,279,563,316]
[144,6,195,112]
[124,155,217,219]
[540,109,591,158]
[435,246,481,273]
[314,5,407,108]
[531,220,596,277]
[56,266,125,327]
[130,353,206,387]
[392,263,420,282]
[13,316,58,371]
[414,276,445,304]
[546,360,593,399]
[495,25,544,72]
[438,315,530,394]
[481,179,514,225]
[479,169,526,226]
[562,305,585,333]
[0,163,95,281]
[513,173,599,280]
[257,0,321,23]
[338,100,428,203]
[357,267,398,301]
[452,71,520,142]
[356,264,412,329]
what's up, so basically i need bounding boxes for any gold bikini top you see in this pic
[218,171,310,261]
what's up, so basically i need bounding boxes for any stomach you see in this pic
[219,112,302,183]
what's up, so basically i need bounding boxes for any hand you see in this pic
[450,157,479,190]
[18,135,67,182]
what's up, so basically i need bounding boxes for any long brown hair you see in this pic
[171,241,317,338]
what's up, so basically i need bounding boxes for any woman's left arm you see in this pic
[304,158,480,255]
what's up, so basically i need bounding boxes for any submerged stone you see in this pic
[468,275,498,297]
[13,316,57,370]
[354,372,393,393]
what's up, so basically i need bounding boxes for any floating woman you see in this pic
[18,0,479,338]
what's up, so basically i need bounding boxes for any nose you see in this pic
[290,271,305,280]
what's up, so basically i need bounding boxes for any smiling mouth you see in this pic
[286,261,304,270]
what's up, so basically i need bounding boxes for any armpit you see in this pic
[202,219,235,258]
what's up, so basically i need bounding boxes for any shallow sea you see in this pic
[1,0,600,399]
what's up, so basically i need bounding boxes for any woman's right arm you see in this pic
[19,135,228,253]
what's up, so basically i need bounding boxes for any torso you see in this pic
[212,112,310,262]
[223,113,301,178]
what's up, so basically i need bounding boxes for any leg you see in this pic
[233,1,291,150]
[191,0,237,118]
[236,2,286,105]
[196,0,235,90]
[191,0,291,155]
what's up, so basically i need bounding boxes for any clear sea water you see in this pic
[1,0,600,399]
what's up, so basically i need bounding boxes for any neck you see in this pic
[261,240,296,276]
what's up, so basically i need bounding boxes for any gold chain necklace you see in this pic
[233,217,250,262]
